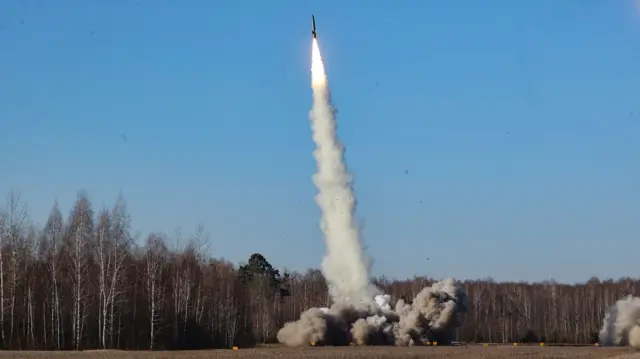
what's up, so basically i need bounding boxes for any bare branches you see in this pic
[3,190,30,348]
[66,193,94,350]
[145,234,168,350]
[43,201,64,349]
[5,190,29,242]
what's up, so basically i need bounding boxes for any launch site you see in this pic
[1,1,639,358]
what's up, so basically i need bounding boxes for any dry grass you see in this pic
[0,345,635,359]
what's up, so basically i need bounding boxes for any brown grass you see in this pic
[0,345,635,359]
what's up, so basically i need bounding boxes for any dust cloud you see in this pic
[600,295,640,349]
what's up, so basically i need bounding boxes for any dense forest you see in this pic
[0,190,635,350]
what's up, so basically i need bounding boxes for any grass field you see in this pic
[0,346,636,359]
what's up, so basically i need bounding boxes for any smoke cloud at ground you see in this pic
[600,295,640,349]
[277,278,468,346]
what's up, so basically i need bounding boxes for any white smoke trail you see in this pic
[276,37,469,347]
[599,295,640,349]
[309,38,377,306]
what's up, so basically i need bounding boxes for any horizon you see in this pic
[3,188,637,287]
[2,1,639,284]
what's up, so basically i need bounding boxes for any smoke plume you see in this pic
[600,295,640,349]
[308,38,376,306]
[277,38,469,346]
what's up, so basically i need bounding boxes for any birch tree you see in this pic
[95,208,111,348]
[42,202,64,349]
[107,195,131,347]
[4,191,28,348]
[66,193,94,350]
[23,225,38,348]
[145,234,167,350]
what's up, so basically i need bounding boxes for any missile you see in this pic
[312,15,317,39]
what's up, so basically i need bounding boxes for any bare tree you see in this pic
[4,190,29,348]
[171,227,183,344]
[23,225,38,348]
[66,193,94,350]
[0,203,6,347]
[42,201,64,349]
[145,234,167,350]
[95,208,111,348]
[107,195,131,347]
[191,224,209,327]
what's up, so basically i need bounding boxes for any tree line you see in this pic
[0,190,635,350]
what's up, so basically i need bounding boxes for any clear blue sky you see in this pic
[1,0,639,283]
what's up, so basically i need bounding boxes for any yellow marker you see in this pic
[232,346,238,350]
[540,342,544,346]
[425,341,431,346]
[514,342,518,346]
[433,341,438,346]
[595,343,599,347]
[483,343,488,347]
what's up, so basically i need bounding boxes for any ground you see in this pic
[0,345,636,359]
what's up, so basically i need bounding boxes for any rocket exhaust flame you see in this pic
[311,39,326,89]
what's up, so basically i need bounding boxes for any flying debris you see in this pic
[312,15,317,39]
